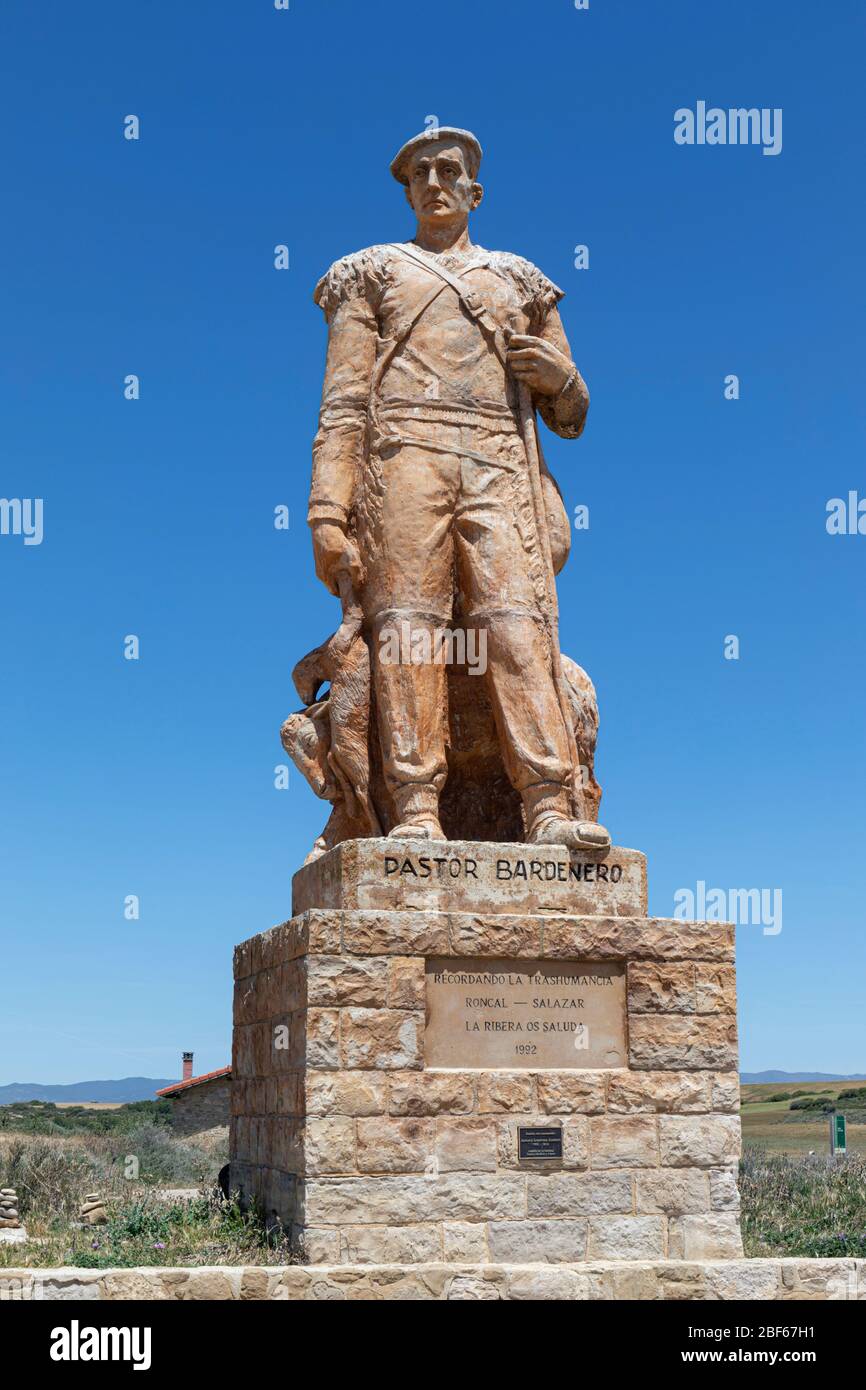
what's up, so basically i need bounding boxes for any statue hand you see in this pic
[312,522,364,597]
[506,334,573,397]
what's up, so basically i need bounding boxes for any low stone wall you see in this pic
[2,1260,864,1300]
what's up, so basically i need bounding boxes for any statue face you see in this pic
[405,142,482,226]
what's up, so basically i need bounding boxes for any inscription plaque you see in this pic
[424,957,627,1069]
[518,1126,563,1160]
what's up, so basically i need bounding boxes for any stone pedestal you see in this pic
[231,839,742,1264]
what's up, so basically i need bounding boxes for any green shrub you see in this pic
[0,1099,173,1136]
[67,1191,290,1270]
[100,1123,220,1187]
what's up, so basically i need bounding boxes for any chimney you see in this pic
[182,1051,194,1082]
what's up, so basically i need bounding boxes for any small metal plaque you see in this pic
[518,1125,563,1160]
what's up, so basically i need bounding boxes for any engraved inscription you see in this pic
[384,853,623,884]
[424,957,627,1069]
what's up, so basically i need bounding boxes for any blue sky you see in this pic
[1,0,863,1083]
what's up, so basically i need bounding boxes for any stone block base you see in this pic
[4,1260,864,1301]
[232,840,743,1264]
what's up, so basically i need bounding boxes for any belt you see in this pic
[374,432,519,470]
[378,396,518,430]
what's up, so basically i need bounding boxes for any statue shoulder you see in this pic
[487,250,565,323]
[313,244,395,319]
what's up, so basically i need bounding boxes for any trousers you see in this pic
[360,412,574,799]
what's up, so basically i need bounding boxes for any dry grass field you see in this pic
[54,1102,123,1111]
[740,1078,866,1155]
[0,1101,291,1269]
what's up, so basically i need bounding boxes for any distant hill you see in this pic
[0,1078,177,1104]
[740,1070,866,1084]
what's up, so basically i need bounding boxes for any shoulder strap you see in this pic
[368,273,448,397]
[387,243,508,367]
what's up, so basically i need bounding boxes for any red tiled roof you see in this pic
[156,1066,231,1098]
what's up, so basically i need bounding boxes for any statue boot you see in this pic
[389,784,445,840]
[523,781,611,851]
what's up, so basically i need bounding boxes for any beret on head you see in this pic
[390,127,483,185]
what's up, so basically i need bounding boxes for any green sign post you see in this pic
[830,1112,847,1156]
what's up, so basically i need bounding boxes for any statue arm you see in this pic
[534,305,590,441]
[308,295,377,526]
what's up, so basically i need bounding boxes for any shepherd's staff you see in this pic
[514,377,583,818]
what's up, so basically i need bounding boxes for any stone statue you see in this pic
[282,127,611,862]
